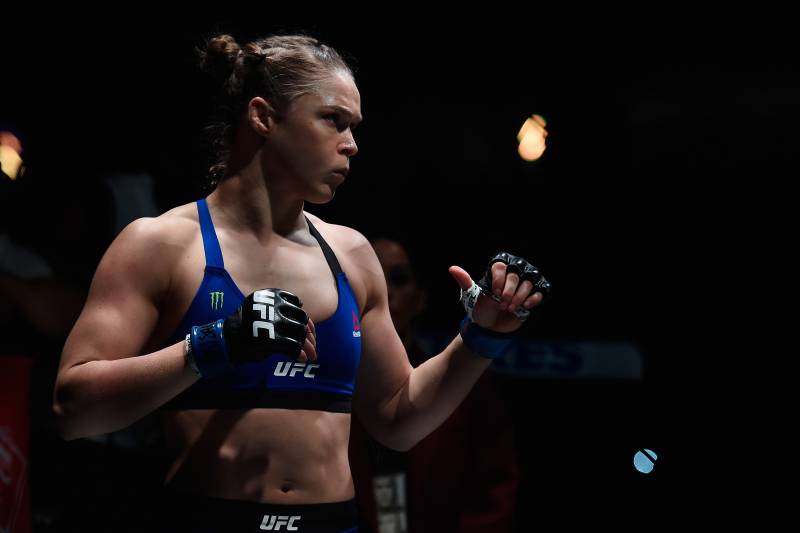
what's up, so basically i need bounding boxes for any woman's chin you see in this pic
[306,185,337,204]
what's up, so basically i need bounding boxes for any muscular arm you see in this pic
[53,217,199,440]
[351,233,491,452]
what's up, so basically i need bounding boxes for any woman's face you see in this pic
[262,71,362,203]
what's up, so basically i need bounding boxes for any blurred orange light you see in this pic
[517,115,547,161]
[0,131,23,180]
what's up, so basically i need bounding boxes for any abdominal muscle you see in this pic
[160,408,354,504]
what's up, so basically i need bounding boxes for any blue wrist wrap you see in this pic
[458,316,517,359]
[189,319,231,378]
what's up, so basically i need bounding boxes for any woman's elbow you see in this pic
[367,421,416,452]
[52,399,82,440]
[52,377,92,440]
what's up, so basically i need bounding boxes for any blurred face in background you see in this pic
[371,238,426,336]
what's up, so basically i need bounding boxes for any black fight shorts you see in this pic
[155,488,358,533]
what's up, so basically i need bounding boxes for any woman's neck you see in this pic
[206,124,313,243]
[207,168,308,244]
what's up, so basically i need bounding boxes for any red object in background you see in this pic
[0,356,33,533]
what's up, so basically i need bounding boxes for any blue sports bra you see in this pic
[162,198,361,413]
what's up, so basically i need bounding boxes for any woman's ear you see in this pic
[248,97,277,136]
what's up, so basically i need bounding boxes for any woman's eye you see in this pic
[325,115,348,131]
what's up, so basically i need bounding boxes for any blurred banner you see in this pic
[0,356,33,533]
[420,334,643,380]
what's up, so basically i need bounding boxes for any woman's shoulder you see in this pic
[304,211,372,258]
[88,202,202,298]
[122,202,199,245]
[304,212,383,308]
[105,202,200,266]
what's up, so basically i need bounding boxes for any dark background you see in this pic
[2,9,792,527]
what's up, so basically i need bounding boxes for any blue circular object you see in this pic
[633,449,658,474]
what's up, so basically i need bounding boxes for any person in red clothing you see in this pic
[350,238,520,533]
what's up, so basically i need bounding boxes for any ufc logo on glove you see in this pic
[253,290,277,339]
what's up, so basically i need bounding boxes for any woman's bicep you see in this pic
[59,219,171,372]
[350,237,414,438]
[353,297,413,440]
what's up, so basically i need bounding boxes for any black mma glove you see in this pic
[186,289,308,378]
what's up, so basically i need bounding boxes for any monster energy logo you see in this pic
[210,291,224,310]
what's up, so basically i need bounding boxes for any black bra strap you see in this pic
[305,217,343,277]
